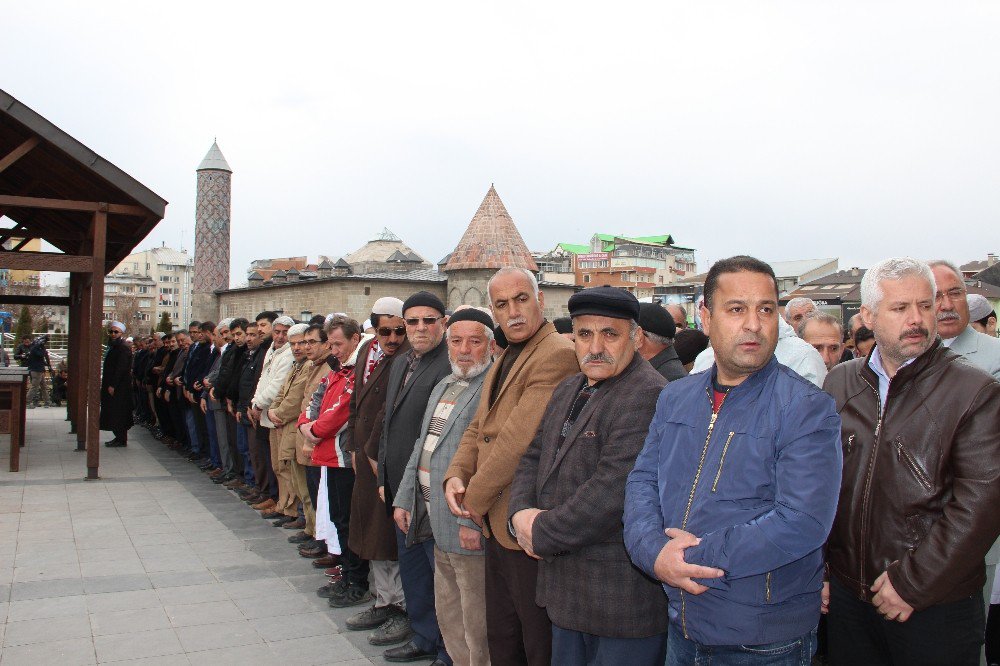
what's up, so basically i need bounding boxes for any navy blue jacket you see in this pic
[624,356,842,646]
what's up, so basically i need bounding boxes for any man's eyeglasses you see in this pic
[404,316,442,327]
[378,326,407,337]
[303,339,322,346]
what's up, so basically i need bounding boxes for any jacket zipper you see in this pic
[680,389,726,639]
[858,377,882,598]
[711,431,736,492]
[895,441,932,491]
[765,571,772,603]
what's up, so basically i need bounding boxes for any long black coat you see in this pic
[100,339,134,432]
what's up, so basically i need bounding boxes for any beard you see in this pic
[451,356,491,380]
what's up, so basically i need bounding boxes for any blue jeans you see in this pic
[236,424,254,486]
[552,624,667,665]
[394,526,450,664]
[183,406,202,455]
[203,408,221,468]
[667,627,816,666]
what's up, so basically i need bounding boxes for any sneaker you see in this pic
[317,579,348,599]
[368,612,412,646]
[346,603,400,631]
[328,583,372,608]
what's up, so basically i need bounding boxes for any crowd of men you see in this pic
[91,257,999,666]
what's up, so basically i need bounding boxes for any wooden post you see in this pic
[68,273,83,445]
[85,209,106,479]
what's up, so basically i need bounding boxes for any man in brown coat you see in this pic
[445,267,579,666]
[341,297,413,648]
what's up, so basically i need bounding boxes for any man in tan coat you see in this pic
[445,267,578,666]
[266,323,311,528]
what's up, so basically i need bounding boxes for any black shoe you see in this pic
[212,473,236,485]
[104,439,127,448]
[368,612,412,646]
[298,545,326,559]
[328,583,372,608]
[271,515,296,527]
[287,531,313,544]
[346,603,401,631]
[383,640,435,663]
[317,579,347,598]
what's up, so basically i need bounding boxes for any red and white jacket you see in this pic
[298,363,355,468]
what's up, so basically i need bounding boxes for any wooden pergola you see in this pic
[0,89,167,479]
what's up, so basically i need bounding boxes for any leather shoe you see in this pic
[208,468,224,477]
[287,531,313,544]
[311,554,338,568]
[224,478,245,489]
[272,515,296,527]
[299,545,326,559]
[252,498,276,511]
[383,640,435,662]
[283,517,306,529]
[260,510,284,520]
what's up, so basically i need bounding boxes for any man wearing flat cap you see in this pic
[101,321,134,447]
[508,286,669,664]
[378,290,453,664]
[636,302,686,381]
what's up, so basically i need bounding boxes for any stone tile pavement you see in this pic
[0,408,391,665]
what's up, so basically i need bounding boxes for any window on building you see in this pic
[583,274,591,284]
[103,297,114,307]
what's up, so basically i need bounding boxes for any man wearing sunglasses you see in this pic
[378,291,453,664]
[101,321,134,447]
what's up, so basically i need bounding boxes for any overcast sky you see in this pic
[5,2,998,285]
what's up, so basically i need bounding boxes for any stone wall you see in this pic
[217,277,447,323]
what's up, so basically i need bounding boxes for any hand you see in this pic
[249,406,262,423]
[653,528,726,595]
[267,409,283,426]
[511,508,544,559]
[394,507,411,534]
[235,412,242,423]
[872,571,914,622]
[107,386,115,396]
[155,388,162,398]
[209,388,217,401]
[444,477,470,518]
[368,456,378,477]
[458,525,483,551]
[821,582,830,614]
[164,391,171,403]
[200,399,207,414]
[378,486,386,503]
[194,381,203,391]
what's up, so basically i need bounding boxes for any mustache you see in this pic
[900,326,930,340]
[505,317,526,328]
[936,311,960,322]
[582,352,615,364]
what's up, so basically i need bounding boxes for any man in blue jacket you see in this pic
[624,255,842,665]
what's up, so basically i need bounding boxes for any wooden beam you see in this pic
[86,209,107,479]
[0,136,40,175]
[0,224,26,246]
[0,295,71,306]
[0,195,147,217]
[0,251,95,272]
[10,236,31,251]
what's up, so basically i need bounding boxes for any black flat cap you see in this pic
[447,308,494,330]
[568,286,640,322]
[553,317,573,334]
[402,291,446,317]
[638,303,676,340]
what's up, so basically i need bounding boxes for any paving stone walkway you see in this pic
[1,408,389,665]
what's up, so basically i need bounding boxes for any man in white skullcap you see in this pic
[968,294,997,337]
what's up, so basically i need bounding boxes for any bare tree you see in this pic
[111,294,143,337]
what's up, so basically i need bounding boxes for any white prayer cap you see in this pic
[273,315,295,327]
[968,294,993,321]
[362,319,373,331]
[288,323,309,337]
[110,321,126,333]
[218,318,234,328]
[371,297,403,318]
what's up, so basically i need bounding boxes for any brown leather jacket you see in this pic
[823,342,1000,611]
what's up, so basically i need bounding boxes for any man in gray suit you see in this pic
[509,286,670,665]
[379,291,453,665]
[395,307,495,666]
[930,260,1000,653]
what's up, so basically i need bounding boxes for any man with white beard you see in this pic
[394,307,496,666]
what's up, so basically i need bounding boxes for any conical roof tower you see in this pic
[445,186,538,272]
[192,141,232,321]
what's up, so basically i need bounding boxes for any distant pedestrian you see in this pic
[101,322,134,446]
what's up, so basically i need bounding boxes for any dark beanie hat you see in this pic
[568,286,640,322]
[402,291,446,317]
[638,303,676,340]
[447,308,494,330]
[553,317,573,334]
[674,328,709,365]
[494,325,508,349]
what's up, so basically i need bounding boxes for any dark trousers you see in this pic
[112,429,128,444]
[225,412,240,475]
[306,464,321,511]
[237,424,254,486]
[193,402,210,455]
[827,576,984,666]
[253,425,276,499]
[395,526,449,664]
[154,397,174,438]
[552,624,667,666]
[325,468,368,588]
[484,536,551,666]
[168,394,187,445]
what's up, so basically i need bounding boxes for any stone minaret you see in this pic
[192,141,232,322]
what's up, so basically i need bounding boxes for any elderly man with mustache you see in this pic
[509,286,670,665]
[823,257,1000,666]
